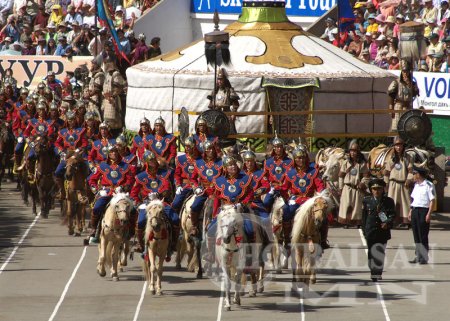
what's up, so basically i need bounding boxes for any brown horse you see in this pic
[291,194,333,291]
[33,136,57,218]
[65,151,89,236]
[0,120,14,190]
[19,143,39,213]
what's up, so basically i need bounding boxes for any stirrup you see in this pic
[89,236,99,244]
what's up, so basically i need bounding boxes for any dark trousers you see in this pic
[411,207,430,263]
[367,239,386,277]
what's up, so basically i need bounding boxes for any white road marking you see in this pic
[358,229,391,321]
[216,279,224,321]
[48,246,87,321]
[0,213,40,275]
[299,288,305,321]
[132,281,148,321]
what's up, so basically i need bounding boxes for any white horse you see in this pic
[270,196,287,272]
[216,205,246,311]
[143,199,169,295]
[97,192,133,281]
[291,194,333,290]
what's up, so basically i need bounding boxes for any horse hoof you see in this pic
[258,285,264,293]
[175,263,182,270]
[156,290,163,296]
[149,288,155,295]
[112,276,119,282]
[74,232,81,237]
[196,271,203,279]
[249,291,256,297]
[97,270,106,277]
[68,230,74,236]
[83,239,89,246]
[225,306,231,311]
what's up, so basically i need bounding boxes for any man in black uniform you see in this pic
[362,178,396,282]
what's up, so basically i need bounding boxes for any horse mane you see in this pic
[110,192,133,208]
[291,193,333,244]
[145,199,164,216]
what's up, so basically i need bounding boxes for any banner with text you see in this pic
[389,70,450,116]
[0,56,92,89]
[192,0,336,17]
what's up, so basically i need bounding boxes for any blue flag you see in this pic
[337,0,356,32]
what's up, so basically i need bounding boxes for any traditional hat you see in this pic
[154,116,165,127]
[203,140,215,151]
[99,121,110,130]
[139,116,151,125]
[242,150,256,161]
[66,110,76,120]
[223,156,238,167]
[368,178,386,189]
[271,132,284,146]
[115,134,127,146]
[19,87,29,95]
[184,135,196,147]
[197,116,207,126]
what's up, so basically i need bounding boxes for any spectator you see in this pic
[147,36,161,58]
[117,28,131,55]
[131,33,148,65]
[64,5,83,26]
[57,22,68,39]
[353,8,366,34]
[11,40,23,52]
[388,53,400,70]
[418,60,429,72]
[393,14,404,39]
[369,33,379,62]
[428,33,444,55]
[440,49,450,72]
[429,52,445,72]
[54,35,70,56]
[374,34,389,65]
[320,17,337,43]
[440,18,450,39]
[25,0,40,19]
[35,35,47,54]
[88,26,107,56]
[82,4,96,26]
[346,30,363,57]
[1,15,20,42]
[387,36,399,56]
[114,5,125,28]
[32,25,43,45]
[422,0,438,22]
[49,4,63,25]
[0,0,14,25]
[364,2,377,21]
[424,18,439,39]
[33,5,48,29]
[379,0,396,18]
[375,14,386,35]
[19,23,32,43]
[384,16,395,38]
[72,24,92,55]
[22,36,36,55]
[438,0,450,24]
[60,0,71,14]
[0,36,12,51]
[45,22,58,41]
[46,37,57,54]
[442,35,450,49]
[367,13,379,34]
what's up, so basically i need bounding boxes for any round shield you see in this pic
[206,169,214,177]
[195,110,230,138]
[155,141,162,149]
[150,181,158,189]
[228,185,237,193]
[68,135,75,143]
[298,179,306,187]
[110,171,118,178]
[397,109,432,146]
[188,165,194,173]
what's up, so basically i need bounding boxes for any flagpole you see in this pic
[95,0,98,57]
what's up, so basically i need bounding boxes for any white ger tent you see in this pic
[126,1,395,138]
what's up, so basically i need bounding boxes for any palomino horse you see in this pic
[0,120,14,190]
[177,195,213,279]
[65,150,89,236]
[216,204,246,311]
[270,196,287,273]
[319,148,346,210]
[291,194,333,290]
[97,192,133,281]
[143,199,169,295]
[34,136,57,218]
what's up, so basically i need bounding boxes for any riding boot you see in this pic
[282,221,293,254]
[55,177,66,200]
[320,223,330,250]
[13,154,23,174]
[135,228,145,253]
[166,224,180,262]
[89,214,101,244]
[190,211,200,236]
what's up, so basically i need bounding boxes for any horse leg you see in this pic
[234,268,242,306]
[248,272,256,297]
[32,187,37,215]
[223,266,232,311]
[67,200,74,235]
[156,254,164,296]
[194,237,203,279]
[119,240,129,271]
[97,236,106,277]
[148,250,156,294]
[111,242,119,281]
[75,203,83,237]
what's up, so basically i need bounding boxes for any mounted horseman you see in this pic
[147,116,177,169]
[88,144,135,244]
[171,135,201,215]
[263,134,293,211]
[116,133,138,176]
[131,116,152,160]
[46,101,65,138]
[54,111,88,201]
[87,121,116,174]
[193,116,219,154]
[130,150,179,260]
[12,97,36,174]
[279,145,328,252]
[189,140,223,238]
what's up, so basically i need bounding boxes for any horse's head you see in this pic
[311,196,330,228]
[146,199,165,232]
[219,205,242,244]
[110,193,132,226]
[271,196,285,229]
[34,135,50,155]
[322,152,344,183]
[65,151,84,179]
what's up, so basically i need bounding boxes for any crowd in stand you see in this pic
[0,0,161,65]
[321,0,450,73]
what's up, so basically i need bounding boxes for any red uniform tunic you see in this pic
[55,127,88,153]
[88,159,135,196]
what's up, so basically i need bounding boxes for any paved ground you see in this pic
[1,180,449,321]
